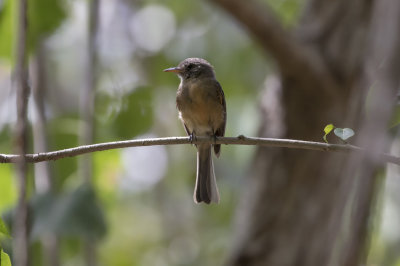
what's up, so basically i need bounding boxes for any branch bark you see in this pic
[0,136,399,165]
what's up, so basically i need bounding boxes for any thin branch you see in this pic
[0,136,399,165]
[209,0,340,96]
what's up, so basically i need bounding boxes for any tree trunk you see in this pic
[210,0,400,265]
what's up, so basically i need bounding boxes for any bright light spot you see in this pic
[119,134,168,193]
[130,5,176,53]
[98,0,135,62]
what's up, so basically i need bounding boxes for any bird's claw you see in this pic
[189,133,197,144]
[212,135,217,145]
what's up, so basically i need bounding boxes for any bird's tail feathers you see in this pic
[194,144,220,204]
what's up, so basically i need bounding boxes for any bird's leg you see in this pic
[211,128,217,145]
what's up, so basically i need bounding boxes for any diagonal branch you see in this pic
[209,0,340,96]
[0,136,399,165]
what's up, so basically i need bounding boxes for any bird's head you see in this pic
[164,58,215,80]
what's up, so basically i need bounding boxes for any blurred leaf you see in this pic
[93,150,120,204]
[323,124,335,143]
[0,217,10,237]
[389,105,400,128]
[267,0,305,26]
[0,249,12,266]
[0,0,65,61]
[28,0,66,51]
[31,185,107,240]
[30,192,57,240]
[56,185,107,239]
[113,87,153,139]
[48,116,80,188]
[0,165,16,212]
[334,128,355,142]
[0,0,15,61]
[0,126,12,153]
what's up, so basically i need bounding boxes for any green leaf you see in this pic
[1,249,12,266]
[0,217,10,237]
[324,124,335,134]
[323,124,335,143]
[389,105,400,128]
[334,128,355,141]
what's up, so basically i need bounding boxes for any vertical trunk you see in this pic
[31,41,60,266]
[226,0,398,265]
[79,0,99,182]
[80,0,100,265]
[13,0,30,265]
[32,42,52,194]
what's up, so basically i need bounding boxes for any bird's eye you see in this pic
[187,64,194,70]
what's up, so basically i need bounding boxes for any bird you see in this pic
[164,58,226,204]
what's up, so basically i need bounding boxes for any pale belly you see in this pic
[178,100,224,136]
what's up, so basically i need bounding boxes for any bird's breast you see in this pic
[176,80,224,135]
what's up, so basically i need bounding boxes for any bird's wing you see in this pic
[213,81,226,157]
[215,81,226,138]
[183,122,191,136]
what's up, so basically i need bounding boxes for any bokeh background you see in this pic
[0,0,399,265]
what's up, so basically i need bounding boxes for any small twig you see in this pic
[0,136,399,165]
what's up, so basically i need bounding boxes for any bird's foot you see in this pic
[212,134,217,145]
[189,132,197,144]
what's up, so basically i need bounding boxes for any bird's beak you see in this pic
[163,67,182,73]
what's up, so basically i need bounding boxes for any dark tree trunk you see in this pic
[209,0,400,265]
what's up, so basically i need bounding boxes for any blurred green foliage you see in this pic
[47,115,80,189]
[28,0,66,51]
[97,86,154,140]
[0,0,65,62]
[0,0,15,60]
[0,217,10,237]
[30,185,106,240]
[0,165,16,212]
[0,248,12,266]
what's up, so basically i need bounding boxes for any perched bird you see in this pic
[164,58,226,204]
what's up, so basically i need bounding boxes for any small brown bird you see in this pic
[164,58,226,204]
